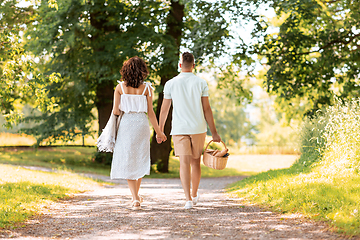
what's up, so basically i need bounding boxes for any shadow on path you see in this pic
[0,168,348,240]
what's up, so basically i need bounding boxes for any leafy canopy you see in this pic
[241,0,360,118]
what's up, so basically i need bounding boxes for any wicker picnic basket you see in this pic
[203,140,229,170]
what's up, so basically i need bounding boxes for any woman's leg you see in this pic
[136,178,142,197]
[127,179,140,207]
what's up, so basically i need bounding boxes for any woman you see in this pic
[111,56,166,210]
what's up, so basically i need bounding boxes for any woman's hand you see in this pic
[156,132,167,144]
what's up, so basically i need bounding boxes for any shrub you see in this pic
[93,151,113,165]
[229,98,360,236]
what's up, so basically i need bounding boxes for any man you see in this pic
[157,52,221,209]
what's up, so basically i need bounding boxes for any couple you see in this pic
[110,52,221,210]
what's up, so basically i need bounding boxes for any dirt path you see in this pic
[1,172,350,240]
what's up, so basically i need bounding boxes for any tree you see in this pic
[1,0,256,171]
[207,82,255,146]
[244,0,360,118]
[20,0,167,144]
[150,0,254,172]
[0,0,52,129]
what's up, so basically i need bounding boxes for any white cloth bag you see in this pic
[96,111,123,152]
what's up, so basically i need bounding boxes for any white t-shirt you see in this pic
[163,72,209,135]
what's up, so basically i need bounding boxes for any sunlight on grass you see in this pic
[148,156,256,178]
[0,164,100,228]
[228,166,360,236]
[0,147,110,176]
[0,146,297,179]
[0,133,36,146]
[0,132,98,146]
[228,99,360,237]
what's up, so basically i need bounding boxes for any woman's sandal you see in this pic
[131,200,141,210]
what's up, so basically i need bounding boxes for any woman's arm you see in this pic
[146,88,167,142]
[112,84,121,116]
[159,99,171,132]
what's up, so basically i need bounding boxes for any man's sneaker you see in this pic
[192,193,200,205]
[184,201,193,209]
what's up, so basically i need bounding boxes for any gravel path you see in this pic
[1,170,352,240]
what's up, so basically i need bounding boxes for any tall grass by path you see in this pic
[0,164,100,228]
[228,98,360,237]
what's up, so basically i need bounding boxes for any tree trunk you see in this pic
[150,0,184,173]
[150,78,173,172]
[89,1,116,133]
[96,80,114,133]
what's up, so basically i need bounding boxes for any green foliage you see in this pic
[0,0,255,145]
[0,1,32,127]
[229,98,360,236]
[93,151,112,166]
[251,0,360,117]
[208,83,255,146]
[251,80,300,147]
[0,164,99,228]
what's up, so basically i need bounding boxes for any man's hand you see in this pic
[156,132,167,144]
[212,132,221,142]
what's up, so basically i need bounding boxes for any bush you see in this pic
[93,151,113,165]
[296,110,328,168]
[297,98,360,173]
[229,98,360,236]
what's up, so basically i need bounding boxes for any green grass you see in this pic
[0,147,110,176]
[149,156,249,178]
[0,164,100,228]
[0,147,252,178]
[228,162,360,237]
[228,99,360,237]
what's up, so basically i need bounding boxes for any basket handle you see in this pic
[204,140,227,152]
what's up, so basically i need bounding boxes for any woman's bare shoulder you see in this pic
[115,81,123,94]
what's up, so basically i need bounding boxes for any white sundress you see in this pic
[110,81,153,180]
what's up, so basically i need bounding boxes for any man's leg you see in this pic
[190,157,201,198]
[179,155,192,201]
[189,132,206,199]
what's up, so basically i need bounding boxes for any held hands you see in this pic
[212,132,221,143]
[156,132,167,144]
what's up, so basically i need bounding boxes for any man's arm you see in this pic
[201,96,221,142]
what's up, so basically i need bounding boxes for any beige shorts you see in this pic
[172,132,206,159]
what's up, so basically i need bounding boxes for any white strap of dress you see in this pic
[120,82,126,94]
[142,82,154,97]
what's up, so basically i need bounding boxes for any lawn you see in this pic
[0,146,298,230]
[0,146,298,178]
[0,146,110,176]
[0,164,100,228]
[227,99,360,237]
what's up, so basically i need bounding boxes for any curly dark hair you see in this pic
[120,56,149,88]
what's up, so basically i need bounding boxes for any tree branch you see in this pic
[294,32,360,56]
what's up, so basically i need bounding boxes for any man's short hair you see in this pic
[181,52,194,68]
